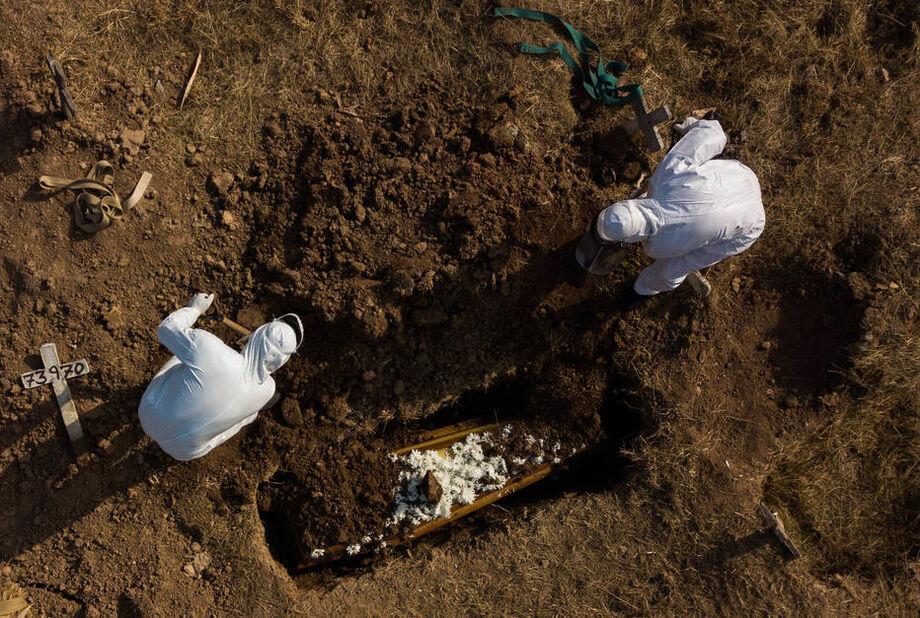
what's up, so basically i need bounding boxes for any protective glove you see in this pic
[672,116,700,137]
[187,293,215,314]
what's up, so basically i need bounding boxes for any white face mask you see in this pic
[243,320,299,383]
[262,339,291,375]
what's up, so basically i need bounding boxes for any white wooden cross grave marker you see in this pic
[20,343,91,458]
[621,93,672,152]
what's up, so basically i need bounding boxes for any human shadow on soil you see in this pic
[758,260,866,401]
[0,106,40,177]
[0,386,175,564]
[694,528,795,573]
[260,230,680,424]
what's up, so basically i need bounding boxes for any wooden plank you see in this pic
[402,463,553,540]
[391,423,502,455]
[412,418,485,443]
[297,462,554,569]
[39,343,86,450]
[21,359,90,389]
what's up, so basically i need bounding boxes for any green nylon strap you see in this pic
[494,7,642,106]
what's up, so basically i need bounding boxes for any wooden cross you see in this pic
[45,54,78,119]
[758,503,802,559]
[21,343,91,460]
[621,93,672,152]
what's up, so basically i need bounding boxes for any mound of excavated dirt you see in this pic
[243,88,648,423]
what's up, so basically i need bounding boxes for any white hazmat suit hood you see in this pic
[243,319,299,384]
[139,304,304,461]
[597,201,653,244]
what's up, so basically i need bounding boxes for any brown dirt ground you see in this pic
[1,0,918,615]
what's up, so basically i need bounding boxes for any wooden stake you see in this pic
[178,50,202,110]
[758,503,803,559]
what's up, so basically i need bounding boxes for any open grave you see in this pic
[256,372,649,573]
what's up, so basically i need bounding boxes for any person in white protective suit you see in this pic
[576,115,765,310]
[138,293,304,461]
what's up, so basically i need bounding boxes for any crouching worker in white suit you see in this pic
[139,293,303,461]
[576,116,765,310]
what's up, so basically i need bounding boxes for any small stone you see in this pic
[422,470,442,504]
[879,67,890,82]
[488,119,520,151]
[759,340,773,351]
[731,277,742,292]
[185,153,203,167]
[30,128,43,143]
[25,102,45,117]
[629,47,648,65]
[280,398,304,427]
[1,565,11,576]
[97,438,111,452]
[182,563,196,577]
[119,128,146,148]
[190,541,202,553]
[191,551,211,576]
[411,308,448,326]
[219,210,238,229]
[263,120,283,138]
[186,143,197,154]
[622,161,643,183]
[889,281,899,289]
[207,171,234,197]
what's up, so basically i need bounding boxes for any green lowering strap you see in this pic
[494,7,642,106]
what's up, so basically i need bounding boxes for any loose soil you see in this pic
[257,395,603,563]
[1,0,918,615]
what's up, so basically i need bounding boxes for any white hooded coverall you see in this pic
[138,307,296,461]
[599,120,765,295]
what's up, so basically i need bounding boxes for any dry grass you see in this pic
[2,0,919,614]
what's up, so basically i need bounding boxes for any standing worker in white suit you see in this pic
[576,114,765,310]
[139,293,303,461]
